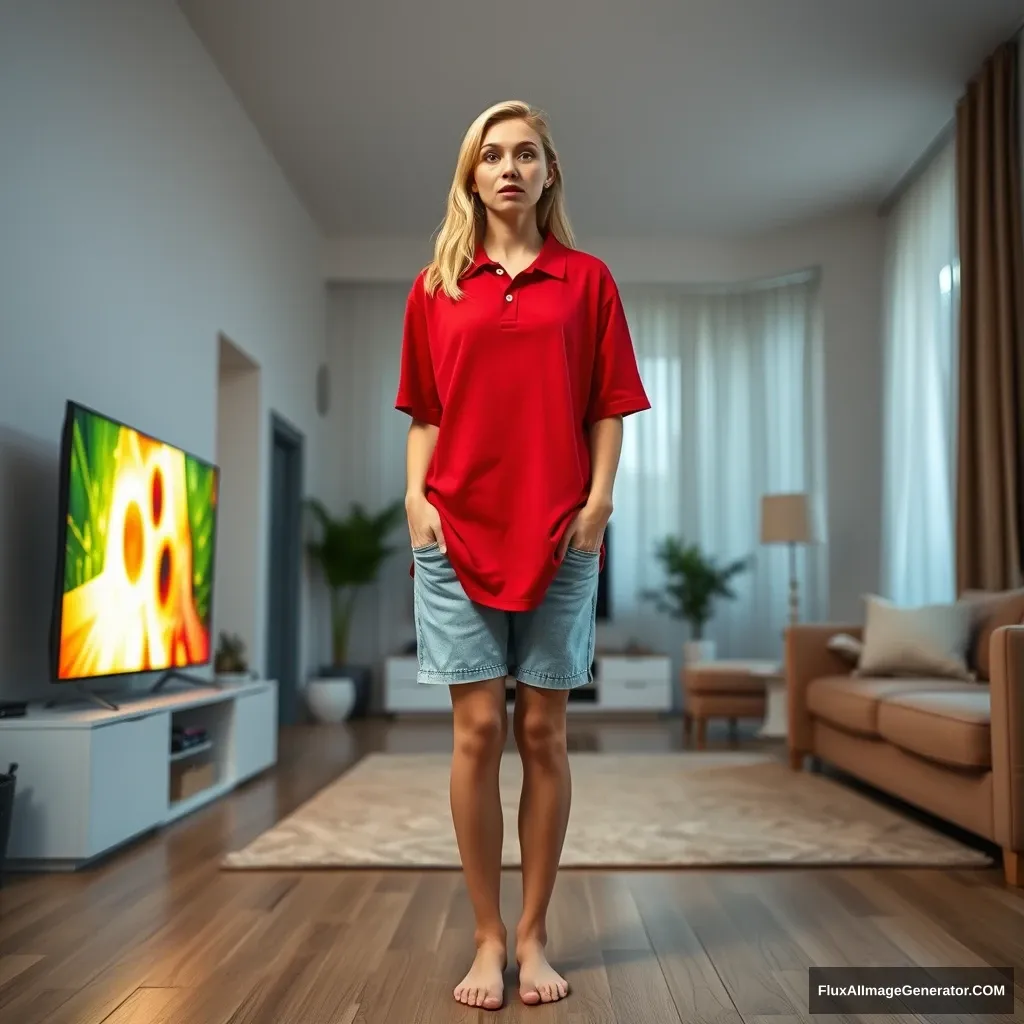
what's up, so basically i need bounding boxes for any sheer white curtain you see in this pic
[610,274,829,660]
[879,140,960,605]
[327,274,827,670]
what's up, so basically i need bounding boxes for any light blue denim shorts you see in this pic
[411,542,600,689]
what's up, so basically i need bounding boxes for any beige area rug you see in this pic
[221,751,993,870]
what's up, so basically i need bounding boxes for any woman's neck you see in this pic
[481,214,544,263]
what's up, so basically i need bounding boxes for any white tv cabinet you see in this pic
[0,679,277,871]
[384,654,673,714]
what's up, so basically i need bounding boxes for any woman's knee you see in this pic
[455,711,506,758]
[452,682,507,758]
[515,709,566,764]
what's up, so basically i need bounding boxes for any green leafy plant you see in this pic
[642,535,752,639]
[214,631,248,674]
[304,497,406,667]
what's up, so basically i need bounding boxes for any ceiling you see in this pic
[178,0,1023,239]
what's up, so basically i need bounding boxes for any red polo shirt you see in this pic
[395,232,651,611]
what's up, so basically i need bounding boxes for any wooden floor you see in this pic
[1,715,1022,1023]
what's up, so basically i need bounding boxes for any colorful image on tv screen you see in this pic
[56,405,217,680]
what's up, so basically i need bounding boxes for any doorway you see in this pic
[267,413,304,726]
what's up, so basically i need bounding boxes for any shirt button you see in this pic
[496,268,504,275]
[505,294,513,302]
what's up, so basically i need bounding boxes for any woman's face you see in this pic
[472,118,553,216]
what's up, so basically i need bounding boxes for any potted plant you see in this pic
[642,535,751,664]
[214,631,250,682]
[303,496,405,721]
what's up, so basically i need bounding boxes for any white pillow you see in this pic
[856,594,975,681]
[827,632,864,668]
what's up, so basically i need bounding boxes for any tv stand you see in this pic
[45,684,120,712]
[151,669,218,694]
[0,679,278,871]
[384,653,673,713]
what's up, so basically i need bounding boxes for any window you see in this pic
[880,141,960,605]
[611,275,827,657]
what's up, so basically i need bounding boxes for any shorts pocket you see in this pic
[412,540,440,553]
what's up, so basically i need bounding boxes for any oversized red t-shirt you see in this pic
[395,232,651,611]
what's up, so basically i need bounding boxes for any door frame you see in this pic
[267,411,304,726]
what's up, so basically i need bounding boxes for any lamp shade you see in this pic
[760,493,813,544]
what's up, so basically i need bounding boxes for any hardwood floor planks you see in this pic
[0,719,1018,1023]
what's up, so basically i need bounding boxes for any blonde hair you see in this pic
[424,100,576,301]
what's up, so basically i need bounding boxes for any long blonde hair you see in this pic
[424,100,576,301]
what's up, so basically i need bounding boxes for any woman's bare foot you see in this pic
[516,935,568,1004]
[454,937,507,1010]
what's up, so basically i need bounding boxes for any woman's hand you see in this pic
[557,498,612,558]
[406,493,446,553]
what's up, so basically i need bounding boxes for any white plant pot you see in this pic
[306,676,357,723]
[684,639,716,666]
[215,672,250,686]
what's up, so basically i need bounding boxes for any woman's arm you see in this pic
[586,414,623,513]
[405,419,446,551]
[558,414,622,555]
[405,419,439,501]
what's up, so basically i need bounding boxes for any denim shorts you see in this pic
[411,542,600,689]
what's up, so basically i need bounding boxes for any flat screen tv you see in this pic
[49,401,220,686]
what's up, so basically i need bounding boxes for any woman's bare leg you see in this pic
[449,676,509,1010]
[512,682,571,1004]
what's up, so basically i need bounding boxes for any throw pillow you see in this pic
[958,587,1024,679]
[856,594,975,680]
[827,632,864,669]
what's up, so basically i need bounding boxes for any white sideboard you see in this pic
[0,679,278,871]
[385,655,672,713]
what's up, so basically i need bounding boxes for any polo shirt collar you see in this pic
[465,231,567,280]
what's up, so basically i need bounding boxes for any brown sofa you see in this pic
[786,619,1023,887]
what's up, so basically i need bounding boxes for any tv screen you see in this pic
[50,401,219,682]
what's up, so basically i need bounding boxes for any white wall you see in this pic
[321,284,422,683]
[0,0,327,702]
[322,207,886,638]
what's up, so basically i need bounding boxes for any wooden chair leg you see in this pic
[696,717,707,750]
[682,711,693,746]
[789,749,804,771]
[1004,849,1022,887]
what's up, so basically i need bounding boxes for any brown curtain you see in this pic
[955,40,1024,592]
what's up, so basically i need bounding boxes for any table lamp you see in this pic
[760,493,813,627]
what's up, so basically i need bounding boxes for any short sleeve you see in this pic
[395,274,442,426]
[585,272,651,427]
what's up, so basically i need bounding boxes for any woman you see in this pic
[395,99,650,1010]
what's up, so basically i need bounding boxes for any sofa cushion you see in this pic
[877,689,990,770]
[805,676,983,738]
